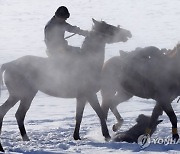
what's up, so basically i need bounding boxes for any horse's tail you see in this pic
[0,64,6,97]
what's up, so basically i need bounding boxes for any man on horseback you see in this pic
[44,6,89,57]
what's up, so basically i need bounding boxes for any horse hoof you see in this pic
[112,121,123,132]
[73,135,81,140]
[0,143,4,152]
[173,134,179,142]
[0,148,4,152]
[112,124,118,132]
[105,135,111,142]
[22,135,30,141]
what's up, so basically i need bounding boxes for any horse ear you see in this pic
[92,18,98,25]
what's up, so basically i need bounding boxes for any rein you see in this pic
[65,33,76,39]
[177,97,180,103]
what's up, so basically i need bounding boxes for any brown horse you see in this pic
[0,19,131,151]
[101,44,180,141]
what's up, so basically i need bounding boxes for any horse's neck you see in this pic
[81,32,106,67]
[82,32,105,55]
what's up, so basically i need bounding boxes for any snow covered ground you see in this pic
[1,0,180,153]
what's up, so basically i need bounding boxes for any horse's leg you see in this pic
[0,142,4,152]
[110,106,123,132]
[110,91,132,132]
[87,93,110,140]
[160,102,179,141]
[147,103,163,128]
[0,96,19,152]
[101,99,124,131]
[145,103,163,137]
[101,71,118,121]
[0,96,19,134]
[73,96,86,140]
[101,102,109,121]
[146,101,179,141]
[15,92,36,141]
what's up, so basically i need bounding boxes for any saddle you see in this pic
[119,46,171,96]
[120,46,169,74]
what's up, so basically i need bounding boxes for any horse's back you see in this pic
[3,54,100,98]
[101,47,168,99]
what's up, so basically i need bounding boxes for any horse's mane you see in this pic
[81,20,107,52]
[91,20,107,32]
[174,42,180,53]
[166,42,180,58]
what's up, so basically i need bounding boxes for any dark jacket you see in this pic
[113,114,162,143]
[44,16,88,52]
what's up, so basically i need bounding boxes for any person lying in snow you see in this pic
[113,114,162,143]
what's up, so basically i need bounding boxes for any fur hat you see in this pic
[55,6,70,18]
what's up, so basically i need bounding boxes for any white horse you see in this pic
[0,19,131,151]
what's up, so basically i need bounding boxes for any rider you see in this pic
[44,6,89,57]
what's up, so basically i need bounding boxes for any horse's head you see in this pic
[92,19,132,44]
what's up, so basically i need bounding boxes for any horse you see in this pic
[113,114,162,143]
[0,18,131,151]
[100,44,180,141]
